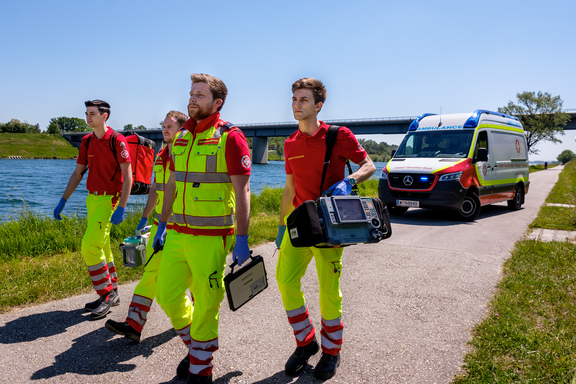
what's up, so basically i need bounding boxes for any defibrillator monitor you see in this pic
[333,198,368,223]
[316,196,389,247]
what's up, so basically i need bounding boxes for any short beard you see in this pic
[188,104,213,121]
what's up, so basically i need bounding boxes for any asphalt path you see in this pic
[0,166,563,383]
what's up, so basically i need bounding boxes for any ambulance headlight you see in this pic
[439,171,463,181]
[380,170,388,179]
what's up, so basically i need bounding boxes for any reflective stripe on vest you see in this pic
[172,213,234,227]
[173,172,231,183]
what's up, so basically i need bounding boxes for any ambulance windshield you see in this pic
[394,131,474,158]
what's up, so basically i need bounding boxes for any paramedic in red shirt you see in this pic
[53,99,133,320]
[275,78,375,380]
[104,110,188,342]
[152,74,251,384]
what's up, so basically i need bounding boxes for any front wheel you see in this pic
[455,192,481,222]
[388,206,409,215]
[507,185,524,210]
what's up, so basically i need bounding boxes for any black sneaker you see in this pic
[105,320,141,342]
[187,373,212,383]
[176,353,190,379]
[285,337,320,376]
[85,289,119,312]
[313,352,341,380]
[90,289,119,320]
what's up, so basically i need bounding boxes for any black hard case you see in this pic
[224,255,268,311]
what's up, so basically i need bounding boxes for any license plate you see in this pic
[397,200,419,207]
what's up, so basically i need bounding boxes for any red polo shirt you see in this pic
[77,128,131,193]
[169,112,251,175]
[285,121,367,207]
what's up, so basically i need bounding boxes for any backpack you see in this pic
[82,130,155,195]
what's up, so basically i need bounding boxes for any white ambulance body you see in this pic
[377,110,530,221]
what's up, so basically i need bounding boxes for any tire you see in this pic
[388,206,409,215]
[507,185,523,210]
[455,192,481,222]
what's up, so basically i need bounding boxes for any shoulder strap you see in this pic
[80,133,93,176]
[319,125,341,197]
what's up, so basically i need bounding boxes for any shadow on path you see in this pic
[0,309,86,344]
[31,327,176,380]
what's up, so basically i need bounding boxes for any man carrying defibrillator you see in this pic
[275,78,375,380]
[153,74,251,384]
[104,110,188,342]
[54,100,133,320]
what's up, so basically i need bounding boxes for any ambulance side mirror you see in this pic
[475,148,488,163]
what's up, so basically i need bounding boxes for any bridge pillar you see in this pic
[252,136,268,164]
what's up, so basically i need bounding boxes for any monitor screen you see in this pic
[334,198,366,222]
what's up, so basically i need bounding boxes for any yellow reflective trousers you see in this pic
[82,194,118,295]
[156,231,234,341]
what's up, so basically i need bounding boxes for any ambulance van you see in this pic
[378,110,530,221]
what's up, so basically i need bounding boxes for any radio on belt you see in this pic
[317,196,387,247]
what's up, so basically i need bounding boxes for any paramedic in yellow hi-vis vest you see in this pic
[104,110,188,342]
[152,74,251,384]
[53,99,133,320]
[276,78,375,380]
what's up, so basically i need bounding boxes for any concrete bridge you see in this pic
[61,111,576,164]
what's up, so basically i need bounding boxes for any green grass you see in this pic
[529,163,558,173]
[454,241,576,383]
[529,160,576,231]
[455,160,576,383]
[0,132,79,159]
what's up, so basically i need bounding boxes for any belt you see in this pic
[89,191,118,196]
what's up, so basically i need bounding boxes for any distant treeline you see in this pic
[0,119,41,133]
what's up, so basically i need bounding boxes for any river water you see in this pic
[0,159,385,221]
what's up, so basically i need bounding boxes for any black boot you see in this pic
[90,289,119,320]
[285,337,320,376]
[314,352,341,380]
[85,288,119,312]
[105,320,141,342]
[176,353,190,379]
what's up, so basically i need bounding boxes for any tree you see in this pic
[1,119,40,133]
[47,117,90,133]
[123,124,134,131]
[134,125,147,130]
[498,91,570,155]
[557,149,575,164]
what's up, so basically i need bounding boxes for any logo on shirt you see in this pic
[120,141,126,149]
[358,143,365,152]
[241,155,251,169]
[121,150,129,159]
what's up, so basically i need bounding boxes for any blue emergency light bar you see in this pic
[408,113,438,131]
[463,109,519,128]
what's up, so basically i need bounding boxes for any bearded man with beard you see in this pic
[152,73,251,384]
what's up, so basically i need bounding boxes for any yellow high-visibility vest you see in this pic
[171,125,235,233]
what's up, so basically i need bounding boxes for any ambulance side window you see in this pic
[474,131,488,158]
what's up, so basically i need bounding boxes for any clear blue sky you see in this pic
[1,0,574,161]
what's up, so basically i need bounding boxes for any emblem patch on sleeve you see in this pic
[121,150,129,159]
[241,155,251,169]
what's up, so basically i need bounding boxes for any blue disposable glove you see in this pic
[110,206,126,225]
[53,198,67,220]
[153,222,167,250]
[276,225,286,248]
[136,217,148,232]
[233,235,250,266]
[325,178,353,196]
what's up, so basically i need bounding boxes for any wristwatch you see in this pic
[347,176,356,186]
